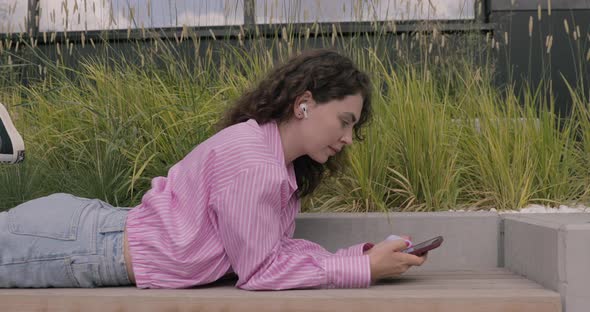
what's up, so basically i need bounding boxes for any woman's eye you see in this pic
[341,120,350,127]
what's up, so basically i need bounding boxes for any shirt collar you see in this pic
[257,120,298,192]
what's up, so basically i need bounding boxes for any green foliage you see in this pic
[1,21,589,212]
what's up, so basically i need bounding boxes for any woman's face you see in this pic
[300,93,363,164]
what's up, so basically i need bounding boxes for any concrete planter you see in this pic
[293,212,500,270]
[294,212,590,312]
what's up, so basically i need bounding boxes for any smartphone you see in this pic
[402,236,443,256]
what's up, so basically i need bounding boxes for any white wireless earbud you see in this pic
[299,103,308,118]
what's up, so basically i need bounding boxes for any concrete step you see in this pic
[0,269,561,312]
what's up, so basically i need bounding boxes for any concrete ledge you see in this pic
[294,212,500,270]
[503,213,590,312]
[1,211,575,311]
[0,269,561,312]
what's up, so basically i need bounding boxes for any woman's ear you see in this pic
[294,91,314,119]
[293,102,308,119]
[293,98,304,119]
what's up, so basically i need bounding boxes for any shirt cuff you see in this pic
[322,255,372,288]
[335,242,374,256]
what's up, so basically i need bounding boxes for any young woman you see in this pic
[0,49,426,290]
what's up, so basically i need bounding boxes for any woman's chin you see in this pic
[309,154,329,164]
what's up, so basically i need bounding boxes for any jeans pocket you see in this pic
[69,255,103,288]
[8,193,89,240]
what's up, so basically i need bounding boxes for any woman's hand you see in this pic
[363,239,427,283]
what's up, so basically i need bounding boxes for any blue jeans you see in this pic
[0,193,132,287]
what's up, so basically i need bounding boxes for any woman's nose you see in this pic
[341,130,353,145]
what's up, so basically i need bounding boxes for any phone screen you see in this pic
[402,236,443,256]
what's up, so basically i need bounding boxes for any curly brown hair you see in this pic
[219,49,373,197]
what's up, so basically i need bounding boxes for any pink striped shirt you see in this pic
[126,119,373,290]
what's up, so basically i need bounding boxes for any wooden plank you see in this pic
[0,269,561,312]
[0,294,562,312]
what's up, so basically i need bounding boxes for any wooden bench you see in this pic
[0,269,561,312]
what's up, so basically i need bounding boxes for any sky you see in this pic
[0,0,475,33]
